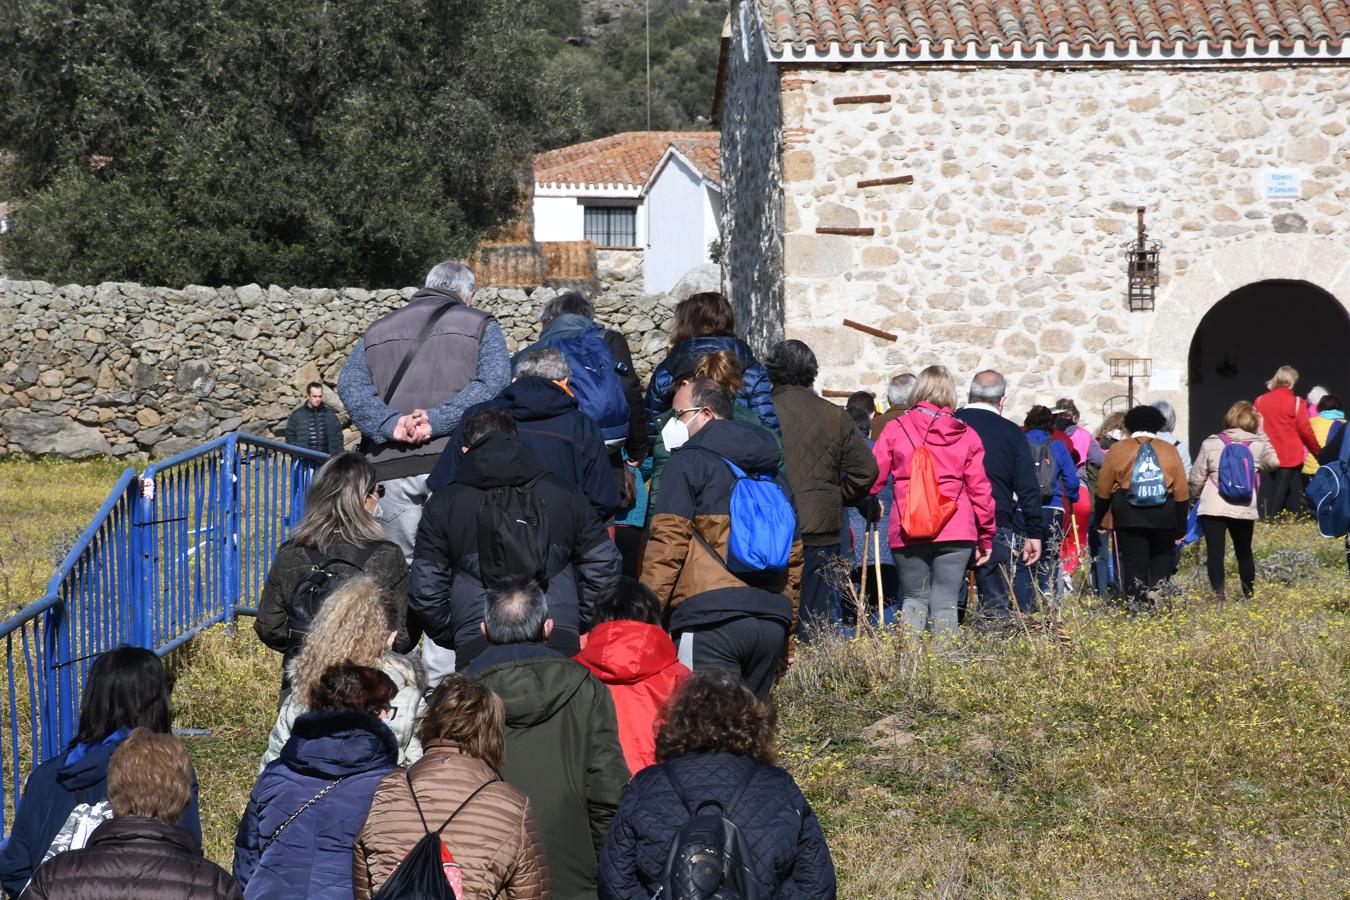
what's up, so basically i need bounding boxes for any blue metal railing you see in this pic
[0,433,326,836]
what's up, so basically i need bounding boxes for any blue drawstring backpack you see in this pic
[697,454,795,575]
[1215,434,1258,504]
[1126,441,1168,507]
[1307,425,1350,538]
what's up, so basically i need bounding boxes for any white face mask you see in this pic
[661,415,691,451]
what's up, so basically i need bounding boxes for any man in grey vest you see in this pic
[338,260,510,678]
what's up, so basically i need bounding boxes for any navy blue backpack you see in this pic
[1214,433,1258,505]
[1307,421,1350,538]
[543,326,630,445]
[696,455,795,576]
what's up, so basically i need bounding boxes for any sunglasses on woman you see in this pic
[366,483,386,499]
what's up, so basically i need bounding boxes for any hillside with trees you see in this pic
[0,0,724,287]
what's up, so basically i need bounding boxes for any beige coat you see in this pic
[353,743,549,900]
[1188,428,1280,520]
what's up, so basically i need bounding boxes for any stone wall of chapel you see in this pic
[777,63,1350,431]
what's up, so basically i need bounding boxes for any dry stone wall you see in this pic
[775,63,1350,434]
[0,277,676,459]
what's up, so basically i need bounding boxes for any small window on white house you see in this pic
[583,206,637,248]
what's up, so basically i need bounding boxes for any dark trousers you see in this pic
[1115,527,1176,605]
[1262,465,1305,518]
[971,528,1017,617]
[1014,509,1064,612]
[674,617,788,701]
[798,543,842,639]
[1199,515,1255,596]
[614,525,645,579]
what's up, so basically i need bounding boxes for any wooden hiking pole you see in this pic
[857,525,871,638]
[872,525,884,627]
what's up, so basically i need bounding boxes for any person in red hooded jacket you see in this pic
[872,365,996,639]
[1254,365,1321,518]
[575,578,690,776]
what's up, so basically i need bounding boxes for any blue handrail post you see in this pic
[222,436,242,631]
[132,473,156,649]
[41,606,71,761]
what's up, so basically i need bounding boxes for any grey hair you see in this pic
[514,346,571,381]
[1150,399,1177,432]
[539,291,594,324]
[483,579,548,645]
[968,370,1006,404]
[887,373,917,408]
[424,261,476,301]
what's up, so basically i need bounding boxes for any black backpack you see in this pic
[476,474,551,588]
[370,773,499,900]
[286,545,378,657]
[658,761,760,900]
[1031,441,1059,501]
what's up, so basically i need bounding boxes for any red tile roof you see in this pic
[534,132,720,190]
[759,0,1350,53]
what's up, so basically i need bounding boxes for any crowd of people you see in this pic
[3,258,1342,899]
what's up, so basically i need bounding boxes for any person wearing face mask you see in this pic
[640,379,804,700]
[426,346,621,522]
[645,350,783,522]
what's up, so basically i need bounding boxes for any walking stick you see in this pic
[856,523,870,638]
[873,525,885,628]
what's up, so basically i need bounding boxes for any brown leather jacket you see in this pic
[353,743,549,900]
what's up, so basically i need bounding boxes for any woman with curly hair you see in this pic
[597,668,836,899]
[255,452,417,695]
[259,577,425,769]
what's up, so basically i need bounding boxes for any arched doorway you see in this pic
[1187,280,1350,450]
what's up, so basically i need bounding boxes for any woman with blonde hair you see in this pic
[646,349,783,516]
[354,676,548,900]
[1188,401,1280,599]
[256,452,417,693]
[1254,365,1322,517]
[870,365,996,638]
[259,577,424,768]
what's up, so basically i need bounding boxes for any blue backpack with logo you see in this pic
[1307,421,1350,538]
[1126,440,1168,507]
[543,326,630,445]
[1214,434,1258,504]
[697,454,796,576]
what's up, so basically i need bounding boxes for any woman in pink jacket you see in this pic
[872,365,996,638]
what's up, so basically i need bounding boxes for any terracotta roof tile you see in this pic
[758,0,1350,52]
[534,131,720,190]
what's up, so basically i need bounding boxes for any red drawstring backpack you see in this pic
[900,415,960,541]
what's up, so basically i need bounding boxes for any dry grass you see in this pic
[3,460,1349,894]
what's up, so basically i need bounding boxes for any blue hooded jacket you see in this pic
[644,336,779,439]
[1026,429,1081,513]
[234,709,398,900]
[0,730,203,897]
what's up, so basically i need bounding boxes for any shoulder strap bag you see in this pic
[261,776,346,855]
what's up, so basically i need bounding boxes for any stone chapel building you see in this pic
[716,0,1350,447]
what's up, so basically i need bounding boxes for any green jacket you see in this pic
[647,404,784,523]
[471,647,629,900]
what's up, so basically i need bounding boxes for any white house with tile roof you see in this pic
[533,131,722,293]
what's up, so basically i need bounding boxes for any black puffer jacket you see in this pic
[410,432,622,670]
[255,537,417,665]
[598,751,836,899]
[23,816,241,900]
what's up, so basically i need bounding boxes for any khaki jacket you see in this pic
[1188,428,1280,520]
[353,743,548,900]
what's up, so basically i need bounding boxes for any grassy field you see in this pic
[3,459,1349,896]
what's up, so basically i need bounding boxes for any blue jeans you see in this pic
[1015,509,1064,612]
[971,528,1018,617]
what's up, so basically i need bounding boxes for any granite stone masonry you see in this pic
[0,279,676,459]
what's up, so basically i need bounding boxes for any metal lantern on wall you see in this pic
[1123,206,1160,311]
